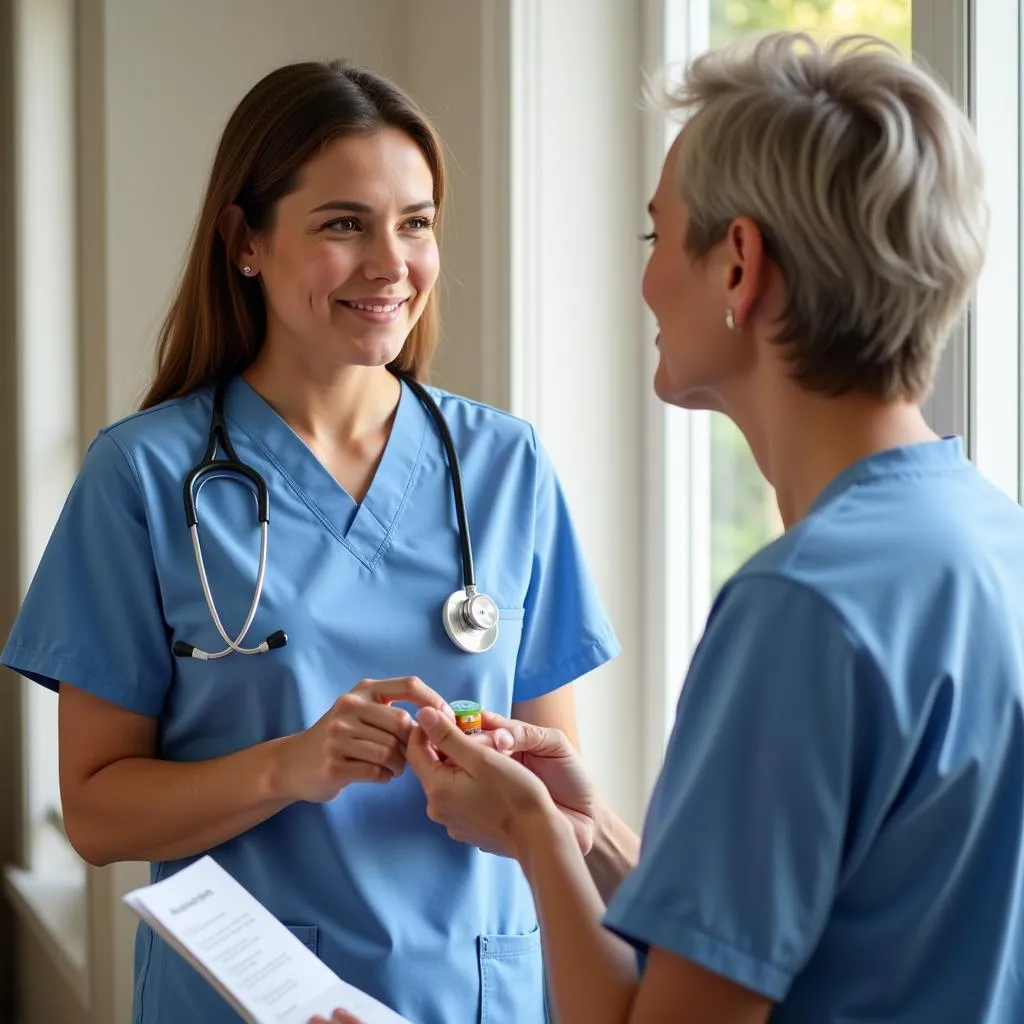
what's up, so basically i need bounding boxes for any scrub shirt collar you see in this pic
[809,435,967,517]
[221,374,431,567]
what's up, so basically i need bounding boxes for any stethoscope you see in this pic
[171,371,500,661]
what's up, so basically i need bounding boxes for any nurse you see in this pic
[0,60,618,1023]
[380,31,1023,1024]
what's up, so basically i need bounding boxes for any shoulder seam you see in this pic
[777,492,842,569]
[96,428,165,591]
[100,389,208,435]
[719,572,868,655]
[98,429,147,495]
[430,387,536,431]
[777,465,972,574]
[712,572,892,740]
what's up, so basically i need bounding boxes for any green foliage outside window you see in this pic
[707,0,910,592]
[711,0,910,53]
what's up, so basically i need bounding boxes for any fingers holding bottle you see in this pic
[274,676,449,803]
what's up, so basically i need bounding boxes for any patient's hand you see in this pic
[482,711,596,855]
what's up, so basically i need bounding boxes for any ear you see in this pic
[722,216,767,330]
[217,204,259,274]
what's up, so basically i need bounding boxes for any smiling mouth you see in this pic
[338,299,408,313]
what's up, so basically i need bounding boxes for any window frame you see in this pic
[640,0,713,791]
[961,0,1021,497]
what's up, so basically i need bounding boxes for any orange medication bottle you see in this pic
[450,700,483,735]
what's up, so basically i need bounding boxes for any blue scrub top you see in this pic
[605,438,1024,1022]
[2,376,620,1024]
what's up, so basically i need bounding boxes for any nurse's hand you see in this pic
[406,708,567,862]
[278,676,453,804]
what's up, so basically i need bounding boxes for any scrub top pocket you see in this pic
[478,927,548,1024]
[497,607,525,635]
[497,607,525,648]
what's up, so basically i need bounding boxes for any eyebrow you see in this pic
[309,199,436,215]
[647,201,657,216]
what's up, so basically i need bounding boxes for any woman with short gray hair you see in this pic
[665,30,985,406]
[322,31,1023,1024]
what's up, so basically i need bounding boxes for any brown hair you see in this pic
[140,60,447,410]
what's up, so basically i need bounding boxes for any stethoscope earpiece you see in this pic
[173,629,287,661]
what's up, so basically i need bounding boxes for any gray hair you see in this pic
[660,31,987,400]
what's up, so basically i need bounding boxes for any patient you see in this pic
[318,28,1024,1024]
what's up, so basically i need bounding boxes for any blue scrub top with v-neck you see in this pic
[1,375,620,1024]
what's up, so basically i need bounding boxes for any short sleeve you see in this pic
[512,431,620,703]
[603,575,857,1001]
[1,431,173,716]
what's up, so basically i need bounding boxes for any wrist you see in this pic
[585,796,612,860]
[262,734,300,804]
[580,796,641,904]
[516,800,576,875]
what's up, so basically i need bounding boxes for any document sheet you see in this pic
[123,855,412,1024]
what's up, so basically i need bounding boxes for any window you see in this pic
[710,0,910,51]
[645,0,1018,771]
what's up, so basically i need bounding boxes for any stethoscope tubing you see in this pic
[174,369,497,659]
[189,520,270,658]
[398,373,476,589]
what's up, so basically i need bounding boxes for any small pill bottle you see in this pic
[449,700,483,735]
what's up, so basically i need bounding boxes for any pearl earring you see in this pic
[242,265,253,276]
[725,308,736,331]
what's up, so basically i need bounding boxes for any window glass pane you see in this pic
[706,0,911,593]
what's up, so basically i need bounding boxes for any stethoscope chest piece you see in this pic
[443,587,499,653]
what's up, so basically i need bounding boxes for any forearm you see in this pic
[586,798,641,904]
[65,737,295,866]
[521,810,638,1024]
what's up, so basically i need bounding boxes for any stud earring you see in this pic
[725,307,736,331]
[242,265,253,276]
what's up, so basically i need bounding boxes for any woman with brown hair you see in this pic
[1,60,618,1023]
